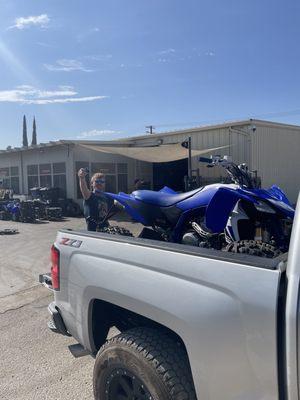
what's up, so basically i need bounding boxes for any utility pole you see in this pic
[188,136,192,179]
[146,125,155,134]
[181,137,192,178]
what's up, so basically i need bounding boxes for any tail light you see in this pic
[51,245,60,290]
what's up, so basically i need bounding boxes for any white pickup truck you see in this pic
[40,195,300,400]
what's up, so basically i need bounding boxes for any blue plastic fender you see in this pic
[205,188,257,233]
[267,185,293,206]
[104,192,148,225]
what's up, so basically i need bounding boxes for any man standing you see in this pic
[78,168,108,231]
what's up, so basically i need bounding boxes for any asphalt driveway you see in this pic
[0,216,142,400]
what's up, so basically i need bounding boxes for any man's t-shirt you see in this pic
[83,192,108,231]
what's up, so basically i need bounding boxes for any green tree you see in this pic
[31,117,37,145]
[22,115,28,147]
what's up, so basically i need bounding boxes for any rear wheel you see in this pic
[93,327,196,400]
[225,240,282,258]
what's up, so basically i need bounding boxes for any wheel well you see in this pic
[90,299,187,354]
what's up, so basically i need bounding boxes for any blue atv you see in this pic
[104,156,294,257]
[6,200,36,223]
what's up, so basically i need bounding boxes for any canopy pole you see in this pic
[188,136,192,179]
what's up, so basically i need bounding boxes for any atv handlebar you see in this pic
[199,155,258,189]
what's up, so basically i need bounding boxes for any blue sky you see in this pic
[0,0,299,148]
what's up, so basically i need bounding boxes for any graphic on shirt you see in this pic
[97,198,108,221]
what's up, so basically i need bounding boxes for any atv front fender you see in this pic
[205,188,257,233]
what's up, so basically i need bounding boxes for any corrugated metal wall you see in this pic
[134,126,250,182]
[251,125,300,203]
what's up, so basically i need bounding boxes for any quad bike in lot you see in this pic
[0,201,11,220]
[6,200,36,223]
[30,187,81,218]
[45,206,63,221]
[103,156,295,258]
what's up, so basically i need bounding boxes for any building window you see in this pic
[27,162,67,193]
[0,167,9,177]
[0,166,20,194]
[53,162,66,174]
[91,162,116,174]
[53,175,67,196]
[105,175,117,193]
[10,166,19,176]
[117,163,128,192]
[28,176,39,192]
[27,164,38,175]
[40,175,52,187]
[53,162,67,196]
[39,164,52,188]
[27,164,39,192]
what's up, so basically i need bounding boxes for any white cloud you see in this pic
[158,48,175,55]
[77,129,121,139]
[205,51,215,56]
[84,54,112,61]
[10,14,50,30]
[44,59,93,72]
[36,42,56,48]
[0,85,107,105]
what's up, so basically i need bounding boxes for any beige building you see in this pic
[116,118,300,203]
[0,119,299,203]
[0,141,152,202]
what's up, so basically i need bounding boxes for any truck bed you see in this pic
[62,228,286,270]
[54,228,285,400]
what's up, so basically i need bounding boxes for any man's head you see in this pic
[91,172,105,193]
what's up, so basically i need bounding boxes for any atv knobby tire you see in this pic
[93,327,197,400]
[225,240,282,258]
[99,225,133,237]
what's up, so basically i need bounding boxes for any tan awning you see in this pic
[79,143,228,163]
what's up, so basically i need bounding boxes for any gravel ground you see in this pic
[0,215,142,400]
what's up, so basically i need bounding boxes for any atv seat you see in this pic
[132,188,202,207]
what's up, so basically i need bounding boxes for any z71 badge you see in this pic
[60,238,82,248]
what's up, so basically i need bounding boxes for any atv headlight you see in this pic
[254,200,276,214]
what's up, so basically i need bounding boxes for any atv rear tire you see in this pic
[93,327,197,400]
[99,225,133,237]
[225,240,282,258]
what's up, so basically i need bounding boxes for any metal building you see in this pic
[109,119,300,203]
[0,140,152,202]
[0,119,299,203]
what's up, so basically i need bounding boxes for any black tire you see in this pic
[99,225,133,237]
[225,240,282,258]
[93,327,197,400]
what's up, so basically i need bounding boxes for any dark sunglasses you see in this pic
[94,179,105,184]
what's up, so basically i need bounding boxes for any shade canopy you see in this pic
[80,143,228,163]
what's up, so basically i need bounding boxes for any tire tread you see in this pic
[96,327,197,400]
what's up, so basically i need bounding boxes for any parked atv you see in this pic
[30,187,81,218]
[103,156,294,257]
[7,201,36,223]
